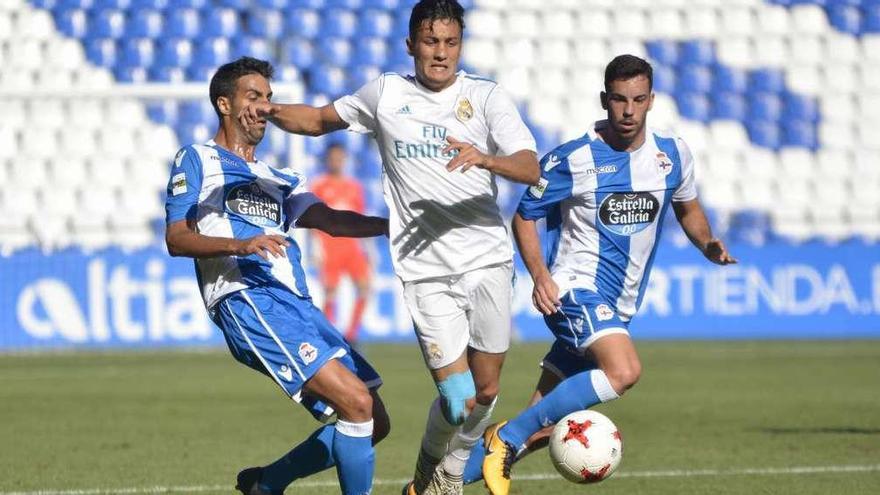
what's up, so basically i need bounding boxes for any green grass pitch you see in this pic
[1,341,879,494]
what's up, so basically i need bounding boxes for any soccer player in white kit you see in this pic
[477,55,737,494]
[237,1,540,494]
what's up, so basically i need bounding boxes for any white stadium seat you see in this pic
[715,37,753,68]
[683,8,720,39]
[501,39,536,67]
[754,35,787,67]
[540,11,576,39]
[788,35,824,67]
[495,67,531,99]
[505,11,539,38]
[610,10,648,40]
[464,39,499,72]
[536,39,573,68]
[757,5,790,35]
[48,157,89,189]
[647,10,684,39]
[575,10,611,39]
[720,7,756,37]
[466,10,503,38]
[784,65,822,96]
[790,5,829,36]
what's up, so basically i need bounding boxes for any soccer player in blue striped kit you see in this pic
[474,55,738,494]
[164,57,390,495]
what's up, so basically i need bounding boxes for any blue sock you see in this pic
[260,424,336,492]
[462,436,485,484]
[499,370,618,449]
[333,419,375,495]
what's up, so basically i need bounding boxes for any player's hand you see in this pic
[238,102,278,130]
[237,234,290,260]
[703,238,737,265]
[444,136,492,173]
[533,274,561,315]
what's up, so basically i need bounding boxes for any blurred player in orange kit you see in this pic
[311,144,372,347]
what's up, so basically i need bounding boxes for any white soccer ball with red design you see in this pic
[548,410,623,483]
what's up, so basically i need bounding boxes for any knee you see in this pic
[604,361,641,396]
[340,386,374,422]
[437,371,476,425]
[474,382,498,406]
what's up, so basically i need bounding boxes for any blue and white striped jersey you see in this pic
[165,140,320,308]
[517,121,697,320]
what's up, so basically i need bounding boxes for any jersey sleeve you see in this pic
[672,137,698,202]
[165,146,203,225]
[516,151,575,220]
[333,74,384,136]
[283,177,322,230]
[484,85,538,156]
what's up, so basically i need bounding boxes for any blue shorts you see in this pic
[540,289,629,380]
[212,284,382,422]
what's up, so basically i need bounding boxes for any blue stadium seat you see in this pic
[175,122,213,146]
[325,0,362,8]
[317,37,353,66]
[177,100,216,125]
[748,93,783,122]
[156,38,194,68]
[129,9,164,38]
[645,40,678,67]
[194,38,231,67]
[119,38,156,68]
[676,65,713,94]
[674,92,711,122]
[168,0,208,7]
[202,8,241,38]
[827,5,862,35]
[53,9,88,38]
[286,9,321,39]
[359,9,394,38]
[679,40,714,66]
[748,69,785,94]
[711,92,747,121]
[256,0,291,8]
[187,63,217,82]
[57,0,91,8]
[321,8,358,38]
[391,9,411,38]
[356,149,383,179]
[93,0,133,8]
[387,45,413,70]
[114,66,149,83]
[347,64,383,93]
[91,9,126,39]
[164,8,201,38]
[288,0,327,9]
[216,0,250,10]
[310,65,348,96]
[84,38,117,68]
[728,210,771,247]
[363,0,400,9]
[248,9,285,39]
[281,38,316,68]
[651,65,676,94]
[782,121,818,149]
[865,5,880,32]
[275,64,302,82]
[233,37,273,61]
[352,38,389,67]
[747,121,781,149]
[146,100,180,126]
[712,65,748,94]
[150,66,187,83]
[130,0,171,9]
[782,92,819,122]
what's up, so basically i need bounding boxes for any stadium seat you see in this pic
[541,10,577,39]
[676,65,713,94]
[310,65,348,97]
[674,92,710,122]
[248,9,285,39]
[824,63,858,93]
[679,40,715,66]
[782,120,818,148]
[683,8,719,38]
[748,93,783,122]
[790,4,830,35]
[711,92,747,121]
[48,157,90,189]
[150,66,187,83]
[358,9,393,38]
[84,38,117,68]
[286,8,321,39]
[715,37,752,68]
[506,10,539,38]
[728,209,771,246]
[119,38,155,68]
[281,37,315,68]
[53,8,89,38]
[156,38,193,68]
[114,65,150,83]
[164,8,201,39]
[321,9,357,38]
[646,40,678,67]
[864,5,880,32]
[352,38,388,67]
[753,35,787,67]
[536,39,573,68]
[757,4,791,35]
[91,9,126,39]
[59,127,98,159]
[316,37,352,67]
[747,121,781,149]
[202,8,240,38]
[177,100,216,125]
[129,9,163,38]
[347,64,382,93]
[232,37,272,61]
[648,9,684,39]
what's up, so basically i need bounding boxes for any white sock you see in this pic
[441,397,497,476]
[420,397,458,460]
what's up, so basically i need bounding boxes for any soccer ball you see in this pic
[548,410,623,483]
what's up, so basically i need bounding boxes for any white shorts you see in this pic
[403,262,514,370]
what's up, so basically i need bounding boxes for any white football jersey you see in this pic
[334,71,537,281]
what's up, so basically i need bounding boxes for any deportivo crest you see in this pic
[656,152,673,176]
[299,342,318,365]
[455,98,474,122]
[595,304,615,321]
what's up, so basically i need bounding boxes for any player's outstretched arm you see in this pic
[513,213,561,315]
[166,220,290,260]
[297,203,389,238]
[444,137,540,185]
[672,199,737,265]
[238,102,348,137]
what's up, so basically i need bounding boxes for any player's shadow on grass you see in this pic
[394,195,501,260]
[757,427,880,435]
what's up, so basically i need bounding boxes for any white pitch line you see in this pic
[3,464,878,495]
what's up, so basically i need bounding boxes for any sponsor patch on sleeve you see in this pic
[171,173,187,196]
[529,177,549,199]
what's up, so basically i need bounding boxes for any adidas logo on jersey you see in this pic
[395,105,413,115]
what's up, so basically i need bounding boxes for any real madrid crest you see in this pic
[455,98,474,123]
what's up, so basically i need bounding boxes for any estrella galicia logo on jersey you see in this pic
[225,182,281,227]
[656,152,673,176]
[598,192,660,236]
[299,342,318,365]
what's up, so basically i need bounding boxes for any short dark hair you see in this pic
[409,0,466,41]
[604,55,653,92]
[209,56,274,119]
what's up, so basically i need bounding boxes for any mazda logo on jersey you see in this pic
[598,192,660,236]
[225,182,281,227]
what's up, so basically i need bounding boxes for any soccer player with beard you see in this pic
[475,55,737,495]
[236,2,540,493]
[164,57,391,495]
